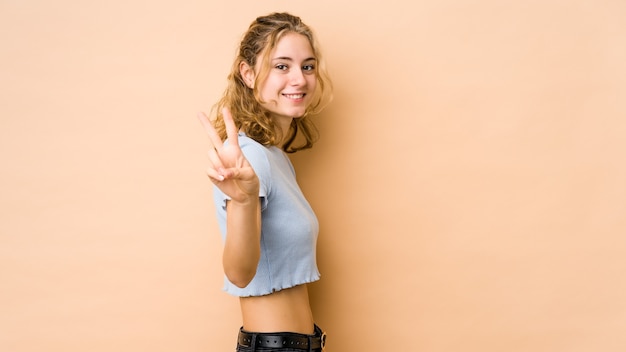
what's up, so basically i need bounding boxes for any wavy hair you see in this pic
[211,12,333,153]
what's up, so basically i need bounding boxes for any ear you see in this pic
[239,61,255,89]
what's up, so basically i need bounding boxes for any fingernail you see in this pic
[218,168,227,180]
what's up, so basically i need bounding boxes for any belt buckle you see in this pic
[320,331,327,351]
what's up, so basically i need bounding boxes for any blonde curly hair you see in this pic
[211,12,333,153]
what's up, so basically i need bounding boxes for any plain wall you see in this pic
[1,1,625,351]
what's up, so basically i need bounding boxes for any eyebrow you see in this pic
[272,56,316,62]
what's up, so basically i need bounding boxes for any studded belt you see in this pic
[237,325,326,351]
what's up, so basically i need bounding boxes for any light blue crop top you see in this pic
[213,133,320,297]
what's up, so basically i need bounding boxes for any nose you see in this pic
[289,68,306,86]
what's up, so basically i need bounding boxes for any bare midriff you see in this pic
[239,284,314,334]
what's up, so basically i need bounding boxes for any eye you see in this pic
[302,64,316,72]
[275,64,288,71]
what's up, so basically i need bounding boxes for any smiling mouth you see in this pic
[283,93,305,99]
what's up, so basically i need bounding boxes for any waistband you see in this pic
[237,324,326,351]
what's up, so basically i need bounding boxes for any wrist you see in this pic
[229,194,259,207]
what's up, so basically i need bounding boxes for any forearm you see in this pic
[222,197,262,288]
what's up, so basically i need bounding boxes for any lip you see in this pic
[282,94,306,104]
[282,93,306,100]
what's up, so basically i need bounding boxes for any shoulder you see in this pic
[237,133,265,151]
[230,133,275,183]
[235,134,270,164]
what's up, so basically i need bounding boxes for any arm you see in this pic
[222,197,261,288]
[198,108,261,288]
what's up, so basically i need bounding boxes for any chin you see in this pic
[269,106,308,120]
[290,109,308,118]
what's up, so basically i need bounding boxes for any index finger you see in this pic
[222,107,240,147]
[197,111,223,149]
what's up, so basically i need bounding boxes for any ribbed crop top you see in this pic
[213,133,320,297]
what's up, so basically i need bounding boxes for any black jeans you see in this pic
[235,324,325,352]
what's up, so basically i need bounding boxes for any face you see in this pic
[247,33,318,124]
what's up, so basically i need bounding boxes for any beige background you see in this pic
[1,0,625,351]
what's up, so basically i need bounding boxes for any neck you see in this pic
[274,116,294,144]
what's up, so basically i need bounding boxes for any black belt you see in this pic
[237,325,326,351]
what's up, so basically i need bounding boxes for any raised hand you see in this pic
[197,108,259,203]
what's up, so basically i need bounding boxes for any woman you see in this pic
[198,12,332,351]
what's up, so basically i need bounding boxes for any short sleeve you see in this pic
[212,135,271,214]
[239,136,271,211]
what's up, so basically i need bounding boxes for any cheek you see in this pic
[307,76,318,93]
[258,77,280,98]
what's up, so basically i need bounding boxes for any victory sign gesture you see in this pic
[197,108,259,203]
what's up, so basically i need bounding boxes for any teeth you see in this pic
[284,94,304,99]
